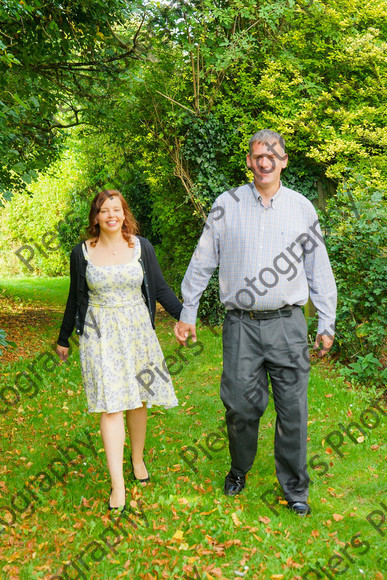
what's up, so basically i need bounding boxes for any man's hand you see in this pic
[56,345,69,362]
[174,321,197,346]
[313,334,334,358]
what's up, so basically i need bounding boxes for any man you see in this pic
[174,129,337,515]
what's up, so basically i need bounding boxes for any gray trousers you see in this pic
[220,306,310,501]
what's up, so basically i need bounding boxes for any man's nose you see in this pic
[258,155,275,173]
[259,155,271,168]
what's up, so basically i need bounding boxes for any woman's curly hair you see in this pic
[87,190,139,247]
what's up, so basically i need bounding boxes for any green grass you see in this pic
[0,278,385,579]
[0,276,69,308]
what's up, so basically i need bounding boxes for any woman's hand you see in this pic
[56,345,69,362]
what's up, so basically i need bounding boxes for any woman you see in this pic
[56,190,182,512]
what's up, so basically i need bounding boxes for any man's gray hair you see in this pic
[249,129,286,155]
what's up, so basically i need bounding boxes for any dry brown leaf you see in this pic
[286,557,302,569]
[333,513,344,521]
[232,512,242,526]
[259,515,271,524]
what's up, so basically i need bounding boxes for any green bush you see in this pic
[197,271,226,327]
[319,177,387,386]
[0,146,88,277]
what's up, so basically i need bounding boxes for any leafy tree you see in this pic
[0,0,146,197]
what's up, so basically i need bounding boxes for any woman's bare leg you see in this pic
[126,403,149,481]
[100,411,126,507]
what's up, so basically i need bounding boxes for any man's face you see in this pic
[246,140,288,189]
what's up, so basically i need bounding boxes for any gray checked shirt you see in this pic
[180,182,337,335]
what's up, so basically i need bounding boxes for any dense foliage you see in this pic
[320,178,387,385]
[0,0,145,198]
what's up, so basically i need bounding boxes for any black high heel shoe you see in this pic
[108,487,126,513]
[130,456,150,483]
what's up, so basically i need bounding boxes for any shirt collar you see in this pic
[252,181,284,209]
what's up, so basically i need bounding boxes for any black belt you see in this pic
[228,305,296,320]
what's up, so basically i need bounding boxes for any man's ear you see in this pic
[246,153,252,169]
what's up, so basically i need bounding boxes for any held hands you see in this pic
[56,345,70,362]
[174,321,197,346]
[313,333,334,358]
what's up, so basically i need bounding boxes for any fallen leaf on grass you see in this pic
[172,530,184,541]
[333,514,344,521]
[371,444,380,450]
[259,515,271,524]
[168,464,182,472]
[179,542,189,550]
[232,512,242,526]
[286,557,302,569]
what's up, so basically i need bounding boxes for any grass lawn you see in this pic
[0,278,385,579]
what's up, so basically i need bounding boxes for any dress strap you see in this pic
[135,236,141,259]
[82,242,89,260]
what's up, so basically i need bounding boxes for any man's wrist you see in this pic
[317,319,336,336]
[179,307,198,326]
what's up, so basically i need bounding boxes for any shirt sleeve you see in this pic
[303,210,337,336]
[180,203,221,324]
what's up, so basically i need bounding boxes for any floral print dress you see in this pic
[79,238,178,413]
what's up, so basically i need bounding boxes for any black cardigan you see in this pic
[57,236,182,348]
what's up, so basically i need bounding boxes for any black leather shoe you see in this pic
[287,501,311,516]
[224,471,246,496]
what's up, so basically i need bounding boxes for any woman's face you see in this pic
[96,196,125,235]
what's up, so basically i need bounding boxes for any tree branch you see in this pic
[155,90,196,115]
[22,120,87,132]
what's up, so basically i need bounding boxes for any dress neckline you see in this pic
[83,238,139,267]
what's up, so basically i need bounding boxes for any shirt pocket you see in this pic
[278,230,302,257]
